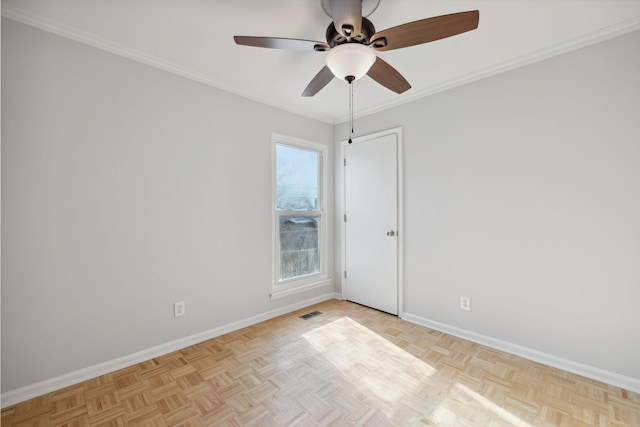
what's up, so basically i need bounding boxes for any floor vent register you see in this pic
[299,310,323,319]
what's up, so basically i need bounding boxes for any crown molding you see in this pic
[3,4,640,126]
[335,16,640,124]
[1,4,336,124]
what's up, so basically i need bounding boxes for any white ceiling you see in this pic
[3,0,640,123]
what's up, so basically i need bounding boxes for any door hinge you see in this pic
[344,158,346,166]
[344,270,347,279]
[344,214,347,222]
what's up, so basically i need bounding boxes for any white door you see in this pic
[343,131,399,315]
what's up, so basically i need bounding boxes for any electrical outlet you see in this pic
[174,301,185,317]
[460,297,471,311]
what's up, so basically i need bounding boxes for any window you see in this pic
[272,134,329,298]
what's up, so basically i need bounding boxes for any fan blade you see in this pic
[234,36,329,52]
[370,10,479,51]
[302,66,335,97]
[328,0,362,39]
[366,57,411,94]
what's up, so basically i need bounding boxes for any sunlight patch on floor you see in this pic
[454,383,533,427]
[303,316,532,425]
[303,317,435,412]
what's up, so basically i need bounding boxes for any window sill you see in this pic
[270,278,333,300]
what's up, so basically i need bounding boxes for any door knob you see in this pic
[386,231,395,237]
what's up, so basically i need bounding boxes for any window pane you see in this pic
[276,144,319,210]
[279,215,320,280]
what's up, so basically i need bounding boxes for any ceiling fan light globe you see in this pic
[326,43,376,81]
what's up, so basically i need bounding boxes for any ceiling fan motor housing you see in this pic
[326,17,376,47]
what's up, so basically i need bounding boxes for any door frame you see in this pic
[339,127,404,316]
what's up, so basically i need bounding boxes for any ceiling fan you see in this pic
[234,0,479,96]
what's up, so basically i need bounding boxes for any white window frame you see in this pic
[271,134,330,299]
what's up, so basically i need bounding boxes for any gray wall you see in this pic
[336,30,640,379]
[1,19,334,392]
[3,16,639,394]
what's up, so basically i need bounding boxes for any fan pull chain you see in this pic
[348,78,354,144]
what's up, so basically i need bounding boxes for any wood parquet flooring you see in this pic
[2,299,639,426]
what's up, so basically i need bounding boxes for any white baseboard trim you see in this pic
[401,313,640,394]
[1,292,339,408]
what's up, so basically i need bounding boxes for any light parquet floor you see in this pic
[2,299,639,426]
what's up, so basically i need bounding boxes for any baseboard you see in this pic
[1,292,339,408]
[401,313,640,394]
